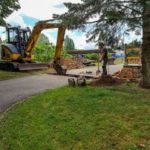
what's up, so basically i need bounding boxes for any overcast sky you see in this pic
[5,0,96,49]
[3,0,142,49]
[18,0,81,20]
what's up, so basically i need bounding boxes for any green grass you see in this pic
[0,70,47,81]
[114,57,124,65]
[0,84,150,150]
[0,71,28,80]
[92,57,124,66]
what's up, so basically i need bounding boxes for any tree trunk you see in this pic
[141,2,150,88]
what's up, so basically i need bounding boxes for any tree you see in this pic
[0,0,20,25]
[33,44,72,62]
[127,39,142,48]
[37,33,50,45]
[34,34,51,62]
[54,0,150,88]
[33,44,54,62]
[64,35,75,51]
[34,34,72,62]
[54,0,143,42]
[141,1,150,88]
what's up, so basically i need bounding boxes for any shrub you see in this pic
[33,44,72,62]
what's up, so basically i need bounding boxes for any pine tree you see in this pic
[0,0,20,25]
[64,35,75,51]
[54,0,150,88]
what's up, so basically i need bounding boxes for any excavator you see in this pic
[0,20,66,75]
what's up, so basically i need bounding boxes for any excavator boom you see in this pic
[25,20,66,56]
[25,20,66,74]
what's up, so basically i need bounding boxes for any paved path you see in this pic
[0,65,123,112]
[67,64,123,78]
[0,74,69,112]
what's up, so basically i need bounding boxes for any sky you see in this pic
[1,0,142,49]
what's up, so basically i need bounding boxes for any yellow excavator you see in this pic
[0,20,66,74]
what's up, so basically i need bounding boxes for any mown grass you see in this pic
[92,57,124,66]
[0,70,47,81]
[0,71,28,80]
[114,57,124,65]
[0,84,150,150]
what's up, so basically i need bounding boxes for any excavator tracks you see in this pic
[0,61,15,71]
[17,63,48,71]
[0,61,48,71]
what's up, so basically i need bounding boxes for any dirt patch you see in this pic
[61,58,85,69]
[112,66,142,82]
[89,75,124,86]
[48,58,85,70]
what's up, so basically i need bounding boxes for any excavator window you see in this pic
[23,31,30,43]
[7,28,19,50]
[0,28,7,43]
[6,27,31,52]
[8,29,17,42]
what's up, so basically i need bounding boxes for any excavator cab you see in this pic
[6,26,31,58]
[1,26,31,62]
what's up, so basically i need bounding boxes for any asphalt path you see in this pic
[0,65,123,113]
[67,64,123,77]
[0,74,68,112]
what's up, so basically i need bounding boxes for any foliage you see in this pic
[33,33,72,62]
[84,53,99,60]
[53,0,144,46]
[62,49,72,58]
[64,35,75,51]
[0,84,150,149]
[126,39,142,48]
[33,44,72,62]
[0,0,20,25]
[84,52,112,60]
[33,33,52,62]
[127,48,141,57]
[33,44,54,62]
[37,33,49,45]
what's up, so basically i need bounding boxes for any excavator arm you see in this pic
[25,20,66,74]
[53,26,66,75]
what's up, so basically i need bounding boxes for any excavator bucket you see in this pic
[53,26,67,75]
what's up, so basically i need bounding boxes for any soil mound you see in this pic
[90,75,124,86]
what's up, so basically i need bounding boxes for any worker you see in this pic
[99,43,108,75]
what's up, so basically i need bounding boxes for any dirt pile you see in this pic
[90,75,124,86]
[61,58,85,70]
[112,66,142,82]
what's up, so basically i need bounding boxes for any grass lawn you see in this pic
[0,71,28,81]
[92,57,124,66]
[114,57,124,65]
[0,70,47,81]
[0,84,150,150]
